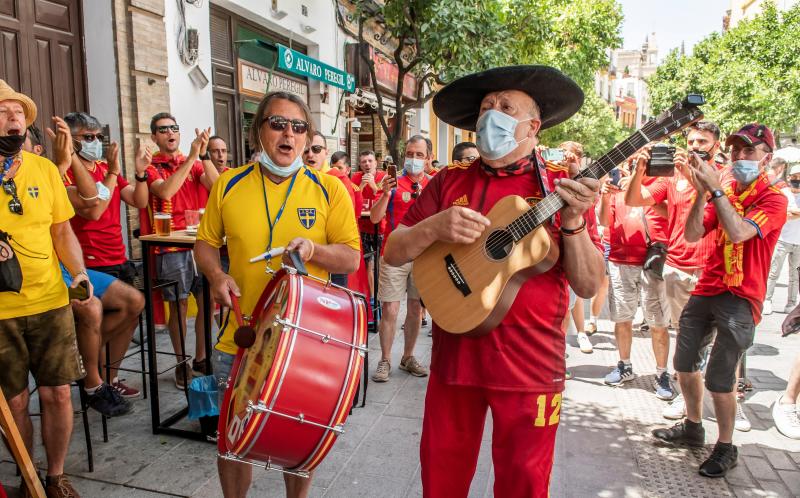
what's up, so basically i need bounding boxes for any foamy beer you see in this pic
[154,212,172,236]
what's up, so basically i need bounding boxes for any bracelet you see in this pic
[307,241,315,261]
[560,218,587,236]
[78,192,99,201]
[72,269,88,279]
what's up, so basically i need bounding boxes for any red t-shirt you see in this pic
[693,182,787,324]
[607,193,647,265]
[64,161,129,266]
[402,160,602,392]
[146,153,209,253]
[642,177,668,243]
[647,174,717,271]
[326,168,362,220]
[352,170,387,234]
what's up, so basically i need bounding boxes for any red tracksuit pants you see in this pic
[420,373,561,498]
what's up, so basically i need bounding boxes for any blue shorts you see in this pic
[60,264,116,299]
[211,350,236,407]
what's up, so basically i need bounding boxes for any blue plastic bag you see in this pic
[187,374,219,420]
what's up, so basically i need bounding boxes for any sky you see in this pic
[619,0,731,61]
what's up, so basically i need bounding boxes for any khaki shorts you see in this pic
[0,305,85,398]
[608,261,669,327]
[377,258,419,302]
[662,264,701,328]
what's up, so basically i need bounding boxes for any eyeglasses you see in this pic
[2,179,22,215]
[264,115,309,134]
[304,145,325,154]
[457,155,478,164]
[155,125,180,134]
[74,133,104,143]
[411,182,420,199]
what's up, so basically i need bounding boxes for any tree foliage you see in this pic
[353,0,625,160]
[647,1,800,135]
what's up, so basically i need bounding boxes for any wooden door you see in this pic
[210,6,242,166]
[0,0,86,134]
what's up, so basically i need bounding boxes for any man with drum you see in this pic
[383,66,604,497]
[194,91,360,498]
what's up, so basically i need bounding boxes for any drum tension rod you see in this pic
[273,317,368,353]
[248,400,345,435]
[218,452,310,478]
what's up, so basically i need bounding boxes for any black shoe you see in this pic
[421,317,428,326]
[652,420,705,447]
[192,359,208,377]
[87,383,132,417]
[699,443,738,478]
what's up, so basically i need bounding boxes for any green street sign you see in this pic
[277,44,356,93]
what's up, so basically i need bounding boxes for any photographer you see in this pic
[652,123,786,478]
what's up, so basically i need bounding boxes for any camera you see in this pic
[609,168,622,187]
[646,143,676,177]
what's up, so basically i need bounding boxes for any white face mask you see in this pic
[257,137,304,177]
[475,109,532,160]
[78,139,103,162]
[404,157,425,176]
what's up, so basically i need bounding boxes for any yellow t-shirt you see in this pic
[197,164,361,355]
[0,151,74,319]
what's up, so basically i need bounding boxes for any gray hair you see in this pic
[407,134,432,157]
[64,112,101,134]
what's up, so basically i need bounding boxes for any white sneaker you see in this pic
[763,300,773,315]
[663,393,686,419]
[577,332,593,354]
[735,402,752,432]
[773,394,800,439]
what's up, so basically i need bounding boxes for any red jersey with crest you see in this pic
[402,159,602,392]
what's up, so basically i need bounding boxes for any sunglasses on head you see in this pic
[411,182,421,199]
[305,145,324,154]
[155,125,180,134]
[74,133,104,143]
[2,179,22,215]
[264,115,309,134]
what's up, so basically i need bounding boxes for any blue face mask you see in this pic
[731,160,760,186]
[258,139,304,178]
[475,109,532,160]
[78,139,103,162]
[404,157,425,176]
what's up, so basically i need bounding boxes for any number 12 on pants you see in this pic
[533,393,561,427]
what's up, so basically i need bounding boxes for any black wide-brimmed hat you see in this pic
[432,65,584,131]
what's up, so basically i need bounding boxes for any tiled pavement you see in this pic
[2,266,800,497]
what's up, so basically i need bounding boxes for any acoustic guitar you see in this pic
[412,95,706,336]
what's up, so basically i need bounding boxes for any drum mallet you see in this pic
[229,292,257,349]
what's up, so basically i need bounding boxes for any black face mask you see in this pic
[0,132,26,158]
[790,179,800,189]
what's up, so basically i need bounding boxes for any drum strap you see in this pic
[260,168,298,256]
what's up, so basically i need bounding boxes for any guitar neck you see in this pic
[508,129,651,241]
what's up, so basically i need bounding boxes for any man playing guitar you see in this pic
[194,91,361,498]
[383,66,604,497]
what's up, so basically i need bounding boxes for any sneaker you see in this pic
[192,359,208,377]
[654,371,676,400]
[640,322,650,333]
[652,420,705,447]
[763,300,773,315]
[663,393,687,419]
[586,318,597,335]
[399,356,429,377]
[577,332,593,354]
[565,369,573,380]
[421,317,428,327]
[44,474,80,498]
[735,402,751,432]
[772,394,800,439]
[86,383,132,417]
[604,361,635,386]
[372,359,391,382]
[111,379,140,399]
[698,443,738,478]
[175,363,192,390]
[784,302,797,314]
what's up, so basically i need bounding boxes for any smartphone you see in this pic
[101,124,111,158]
[609,168,622,186]
[387,164,397,181]
[68,280,90,301]
[541,148,565,162]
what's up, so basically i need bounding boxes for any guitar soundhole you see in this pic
[484,229,514,261]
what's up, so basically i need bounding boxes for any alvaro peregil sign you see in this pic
[238,60,309,102]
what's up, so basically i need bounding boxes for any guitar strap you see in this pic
[533,152,556,225]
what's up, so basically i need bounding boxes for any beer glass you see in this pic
[154,212,172,236]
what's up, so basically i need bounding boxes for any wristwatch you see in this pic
[134,171,148,182]
[199,152,210,161]
[710,189,725,200]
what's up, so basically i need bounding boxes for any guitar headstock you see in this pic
[642,94,706,143]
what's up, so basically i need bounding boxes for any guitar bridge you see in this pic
[444,254,471,297]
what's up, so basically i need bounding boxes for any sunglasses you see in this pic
[74,133,104,143]
[458,155,478,164]
[264,115,309,134]
[155,125,180,134]
[304,145,324,154]
[2,179,22,215]
[411,182,421,199]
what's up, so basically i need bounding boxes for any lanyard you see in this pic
[1,156,14,182]
[259,167,297,256]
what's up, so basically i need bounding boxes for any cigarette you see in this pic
[249,246,285,263]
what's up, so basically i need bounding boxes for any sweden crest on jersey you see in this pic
[298,208,316,229]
